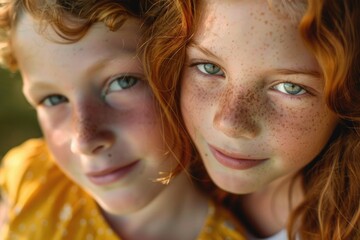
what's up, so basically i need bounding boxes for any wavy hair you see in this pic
[288,0,360,239]
[0,0,141,70]
[142,0,360,238]
[0,0,197,182]
[140,0,200,180]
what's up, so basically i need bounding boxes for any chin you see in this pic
[210,172,259,195]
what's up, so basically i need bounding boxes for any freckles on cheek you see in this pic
[181,81,214,132]
[268,107,334,163]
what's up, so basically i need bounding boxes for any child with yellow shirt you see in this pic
[0,0,246,239]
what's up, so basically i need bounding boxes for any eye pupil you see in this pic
[43,95,67,106]
[284,83,302,94]
[107,75,139,94]
[204,63,220,74]
[118,77,137,89]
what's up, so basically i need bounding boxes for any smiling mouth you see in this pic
[208,145,267,170]
[86,161,139,186]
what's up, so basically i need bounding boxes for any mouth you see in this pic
[86,161,140,186]
[208,144,267,170]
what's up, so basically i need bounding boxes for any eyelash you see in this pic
[40,94,68,107]
[271,82,309,96]
[38,74,142,105]
[190,61,225,77]
[188,60,314,99]
[105,75,140,94]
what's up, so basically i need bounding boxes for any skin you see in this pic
[181,0,338,236]
[12,12,207,239]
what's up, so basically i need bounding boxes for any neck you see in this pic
[240,174,304,238]
[102,172,209,240]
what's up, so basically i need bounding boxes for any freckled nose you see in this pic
[213,88,260,139]
[70,106,114,155]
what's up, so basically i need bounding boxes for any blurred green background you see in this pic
[0,68,42,160]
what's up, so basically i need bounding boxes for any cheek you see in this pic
[132,99,163,133]
[124,101,168,153]
[180,76,216,134]
[268,106,337,165]
[37,110,71,145]
[39,122,72,168]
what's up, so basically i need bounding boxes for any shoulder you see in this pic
[0,139,118,239]
[197,201,247,240]
[0,138,56,202]
[0,138,50,172]
[1,138,48,168]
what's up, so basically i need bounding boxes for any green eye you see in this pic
[196,63,224,76]
[273,82,306,95]
[108,76,138,92]
[42,95,68,106]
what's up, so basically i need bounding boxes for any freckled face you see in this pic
[181,0,338,194]
[13,13,177,214]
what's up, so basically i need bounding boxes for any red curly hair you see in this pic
[142,0,360,239]
[289,0,360,239]
[0,0,141,70]
[0,0,194,181]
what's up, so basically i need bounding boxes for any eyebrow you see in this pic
[24,52,139,98]
[187,41,219,59]
[271,68,321,78]
[23,81,55,105]
[115,38,138,54]
[188,41,321,78]
[86,52,138,76]
[85,36,139,73]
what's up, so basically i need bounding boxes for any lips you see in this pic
[86,161,139,186]
[208,145,267,170]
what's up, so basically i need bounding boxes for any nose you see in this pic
[213,86,261,139]
[70,102,115,155]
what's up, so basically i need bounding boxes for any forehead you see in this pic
[267,0,307,24]
[11,12,141,70]
[197,0,306,24]
[192,0,317,70]
[196,0,298,37]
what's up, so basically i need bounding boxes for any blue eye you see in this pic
[273,82,306,95]
[41,95,67,106]
[108,75,138,92]
[196,63,224,76]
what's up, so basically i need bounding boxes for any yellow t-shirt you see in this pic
[0,139,245,240]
